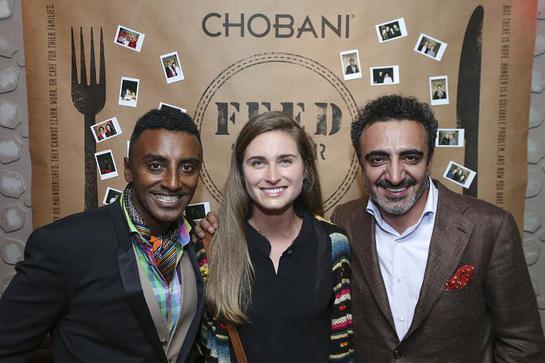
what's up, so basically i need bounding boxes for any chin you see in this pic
[254,201,294,215]
[156,211,185,224]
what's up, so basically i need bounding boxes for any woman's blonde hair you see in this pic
[206,111,323,324]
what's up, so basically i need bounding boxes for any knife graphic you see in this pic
[456,6,483,197]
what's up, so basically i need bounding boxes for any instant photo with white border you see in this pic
[160,51,184,84]
[369,65,400,86]
[429,76,449,106]
[340,49,363,81]
[95,150,118,180]
[159,102,187,113]
[185,202,211,222]
[102,187,123,205]
[113,25,145,52]
[91,117,122,143]
[118,77,140,107]
[443,161,476,189]
[375,17,408,43]
[414,33,447,61]
[436,128,464,147]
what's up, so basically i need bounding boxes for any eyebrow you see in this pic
[400,149,424,158]
[364,150,389,160]
[277,153,298,159]
[142,154,167,163]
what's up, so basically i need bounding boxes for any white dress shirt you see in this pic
[366,180,438,340]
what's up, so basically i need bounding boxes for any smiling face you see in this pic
[242,130,305,217]
[124,129,202,233]
[359,119,430,226]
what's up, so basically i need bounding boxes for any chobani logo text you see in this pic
[194,53,359,212]
[202,13,351,38]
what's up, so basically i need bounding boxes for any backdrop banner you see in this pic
[22,0,536,229]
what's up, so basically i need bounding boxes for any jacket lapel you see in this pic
[109,203,168,363]
[354,206,396,331]
[404,183,474,339]
[176,245,205,363]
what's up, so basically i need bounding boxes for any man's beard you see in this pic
[367,172,430,215]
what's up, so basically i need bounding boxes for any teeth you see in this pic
[263,187,285,194]
[387,187,406,193]
[154,194,180,203]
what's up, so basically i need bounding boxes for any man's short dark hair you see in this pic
[351,95,438,161]
[128,108,201,159]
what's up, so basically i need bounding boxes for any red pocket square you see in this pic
[445,264,475,291]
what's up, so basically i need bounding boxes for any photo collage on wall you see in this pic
[99,13,474,209]
[339,16,474,189]
[93,24,193,208]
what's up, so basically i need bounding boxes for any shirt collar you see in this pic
[120,191,192,247]
[366,177,438,237]
[246,208,311,256]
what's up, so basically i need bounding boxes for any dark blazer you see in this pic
[0,202,205,363]
[331,182,545,362]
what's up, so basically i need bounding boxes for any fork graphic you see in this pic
[71,27,106,210]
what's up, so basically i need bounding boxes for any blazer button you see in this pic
[393,349,402,359]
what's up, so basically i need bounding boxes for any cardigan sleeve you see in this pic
[324,220,354,363]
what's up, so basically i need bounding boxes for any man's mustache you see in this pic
[375,178,417,189]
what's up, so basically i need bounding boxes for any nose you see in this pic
[163,168,182,190]
[265,165,281,184]
[385,159,405,185]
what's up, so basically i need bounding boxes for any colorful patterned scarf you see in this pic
[124,184,180,284]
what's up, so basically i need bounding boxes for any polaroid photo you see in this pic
[436,128,465,147]
[91,117,122,143]
[414,33,447,61]
[443,161,476,189]
[340,49,363,81]
[160,52,184,84]
[159,102,187,113]
[113,25,145,52]
[375,17,408,43]
[185,202,211,222]
[102,187,123,205]
[118,77,140,107]
[95,150,118,180]
[429,76,449,106]
[370,65,399,86]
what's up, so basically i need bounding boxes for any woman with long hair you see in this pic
[201,111,353,362]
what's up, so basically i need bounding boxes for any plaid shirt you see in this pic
[120,196,192,334]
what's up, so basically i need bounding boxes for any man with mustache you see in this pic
[196,95,545,361]
[331,95,544,361]
[0,108,206,363]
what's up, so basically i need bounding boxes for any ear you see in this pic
[124,157,133,183]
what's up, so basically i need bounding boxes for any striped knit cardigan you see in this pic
[195,215,354,362]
